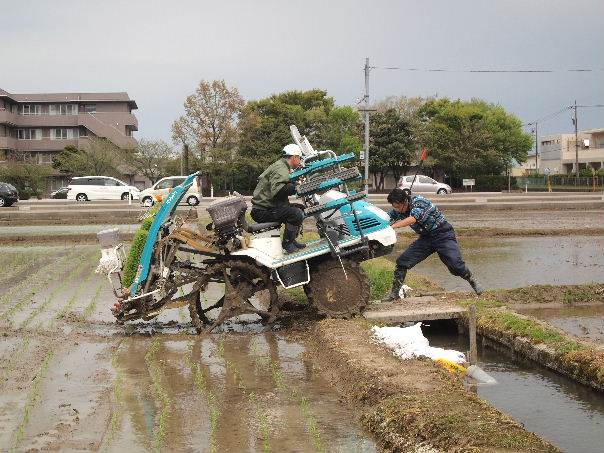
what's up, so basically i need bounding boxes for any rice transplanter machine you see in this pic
[97,126,396,332]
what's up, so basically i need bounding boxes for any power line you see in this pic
[383,67,602,73]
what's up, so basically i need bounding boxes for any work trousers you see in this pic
[250,203,305,227]
[395,223,470,281]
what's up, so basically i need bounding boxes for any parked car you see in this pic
[67,176,140,202]
[0,182,19,207]
[139,176,201,207]
[398,175,452,194]
[50,186,69,199]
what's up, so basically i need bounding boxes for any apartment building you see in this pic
[0,88,138,167]
[536,129,604,174]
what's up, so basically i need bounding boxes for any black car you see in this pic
[50,186,70,199]
[0,182,19,207]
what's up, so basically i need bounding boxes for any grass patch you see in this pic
[484,284,604,306]
[481,310,584,353]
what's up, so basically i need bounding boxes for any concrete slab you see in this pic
[364,296,467,323]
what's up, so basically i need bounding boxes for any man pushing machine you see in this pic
[381,188,484,301]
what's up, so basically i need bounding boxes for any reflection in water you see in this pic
[392,235,604,290]
[426,326,604,453]
[110,334,379,453]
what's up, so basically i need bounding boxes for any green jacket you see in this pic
[251,158,292,209]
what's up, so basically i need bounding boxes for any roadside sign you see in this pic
[462,179,475,186]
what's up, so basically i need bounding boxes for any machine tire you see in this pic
[186,195,199,206]
[437,188,448,194]
[304,258,369,318]
[76,193,88,202]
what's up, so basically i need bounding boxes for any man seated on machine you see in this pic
[251,144,307,254]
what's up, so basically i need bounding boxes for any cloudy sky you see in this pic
[2,0,603,144]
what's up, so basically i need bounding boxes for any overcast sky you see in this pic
[2,0,603,145]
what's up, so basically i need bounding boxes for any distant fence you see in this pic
[516,176,604,192]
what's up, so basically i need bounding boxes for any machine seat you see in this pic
[245,222,281,234]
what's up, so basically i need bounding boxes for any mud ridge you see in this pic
[308,318,557,453]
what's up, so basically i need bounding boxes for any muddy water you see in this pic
[108,333,379,453]
[425,324,604,453]
[516,304,604,343]
[393,235,604,290]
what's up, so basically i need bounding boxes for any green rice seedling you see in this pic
[82,282,105,320]
[144,338,172,452]
[100,339,129,451]
[10,349,54,453]
[185,342,222,453]
[0,249,84,325]
[20,251,97,329]
[0,247,78,309]
[53,269,97,321]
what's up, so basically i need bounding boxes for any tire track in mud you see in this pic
[144,338,172,452]
[99,339,128,452]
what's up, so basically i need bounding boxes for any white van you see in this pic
[139,176,201,207]
[67,176,140,201]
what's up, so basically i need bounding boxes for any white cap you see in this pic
[282,143,302,157]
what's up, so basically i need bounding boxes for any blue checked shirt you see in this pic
[388,195,448,235]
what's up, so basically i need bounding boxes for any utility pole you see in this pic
[534,122,538,174]
[363,57,370,193]
[573,100,579,177]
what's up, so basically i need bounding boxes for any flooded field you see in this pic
[426,324,604,453]
[0,224,137,237]
[393,235,604,290]
[0,244,380,452]
[516,304,604,343]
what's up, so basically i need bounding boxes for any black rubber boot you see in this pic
[282,224,299,254]
[465,272,484,295]
[381,269,407,302]
[292,226,306,249]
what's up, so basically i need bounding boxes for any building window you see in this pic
[79,127,88,137]
[38,153,53,164]
[17,129,42,140]
[83,104,97,113]
[49,104,77,115]
[19,104,42,115]
[51,128,74,140]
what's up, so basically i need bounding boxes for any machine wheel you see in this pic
[304,258,369,318]
[76,193,88,202]
[188,260,279,333]
[186,195,199,206]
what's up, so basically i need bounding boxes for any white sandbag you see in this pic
[372,323,466,364]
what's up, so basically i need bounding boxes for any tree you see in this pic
[368,109,415,190]
[171,80,244,158]
[419,98,532,179]
[0,160,50,199]
[123,139,175,183]
[238,90,361,172]
[52,137,124,176]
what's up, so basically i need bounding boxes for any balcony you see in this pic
[0,136,17,149]
[0,108,18,126]
[562,147,604,163]
[12,138,79,151]
[9,111,138,131]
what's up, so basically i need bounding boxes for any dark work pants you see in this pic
[395,223,470,281]
[250,204,305,227]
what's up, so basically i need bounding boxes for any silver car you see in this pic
[398,175,452,194]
